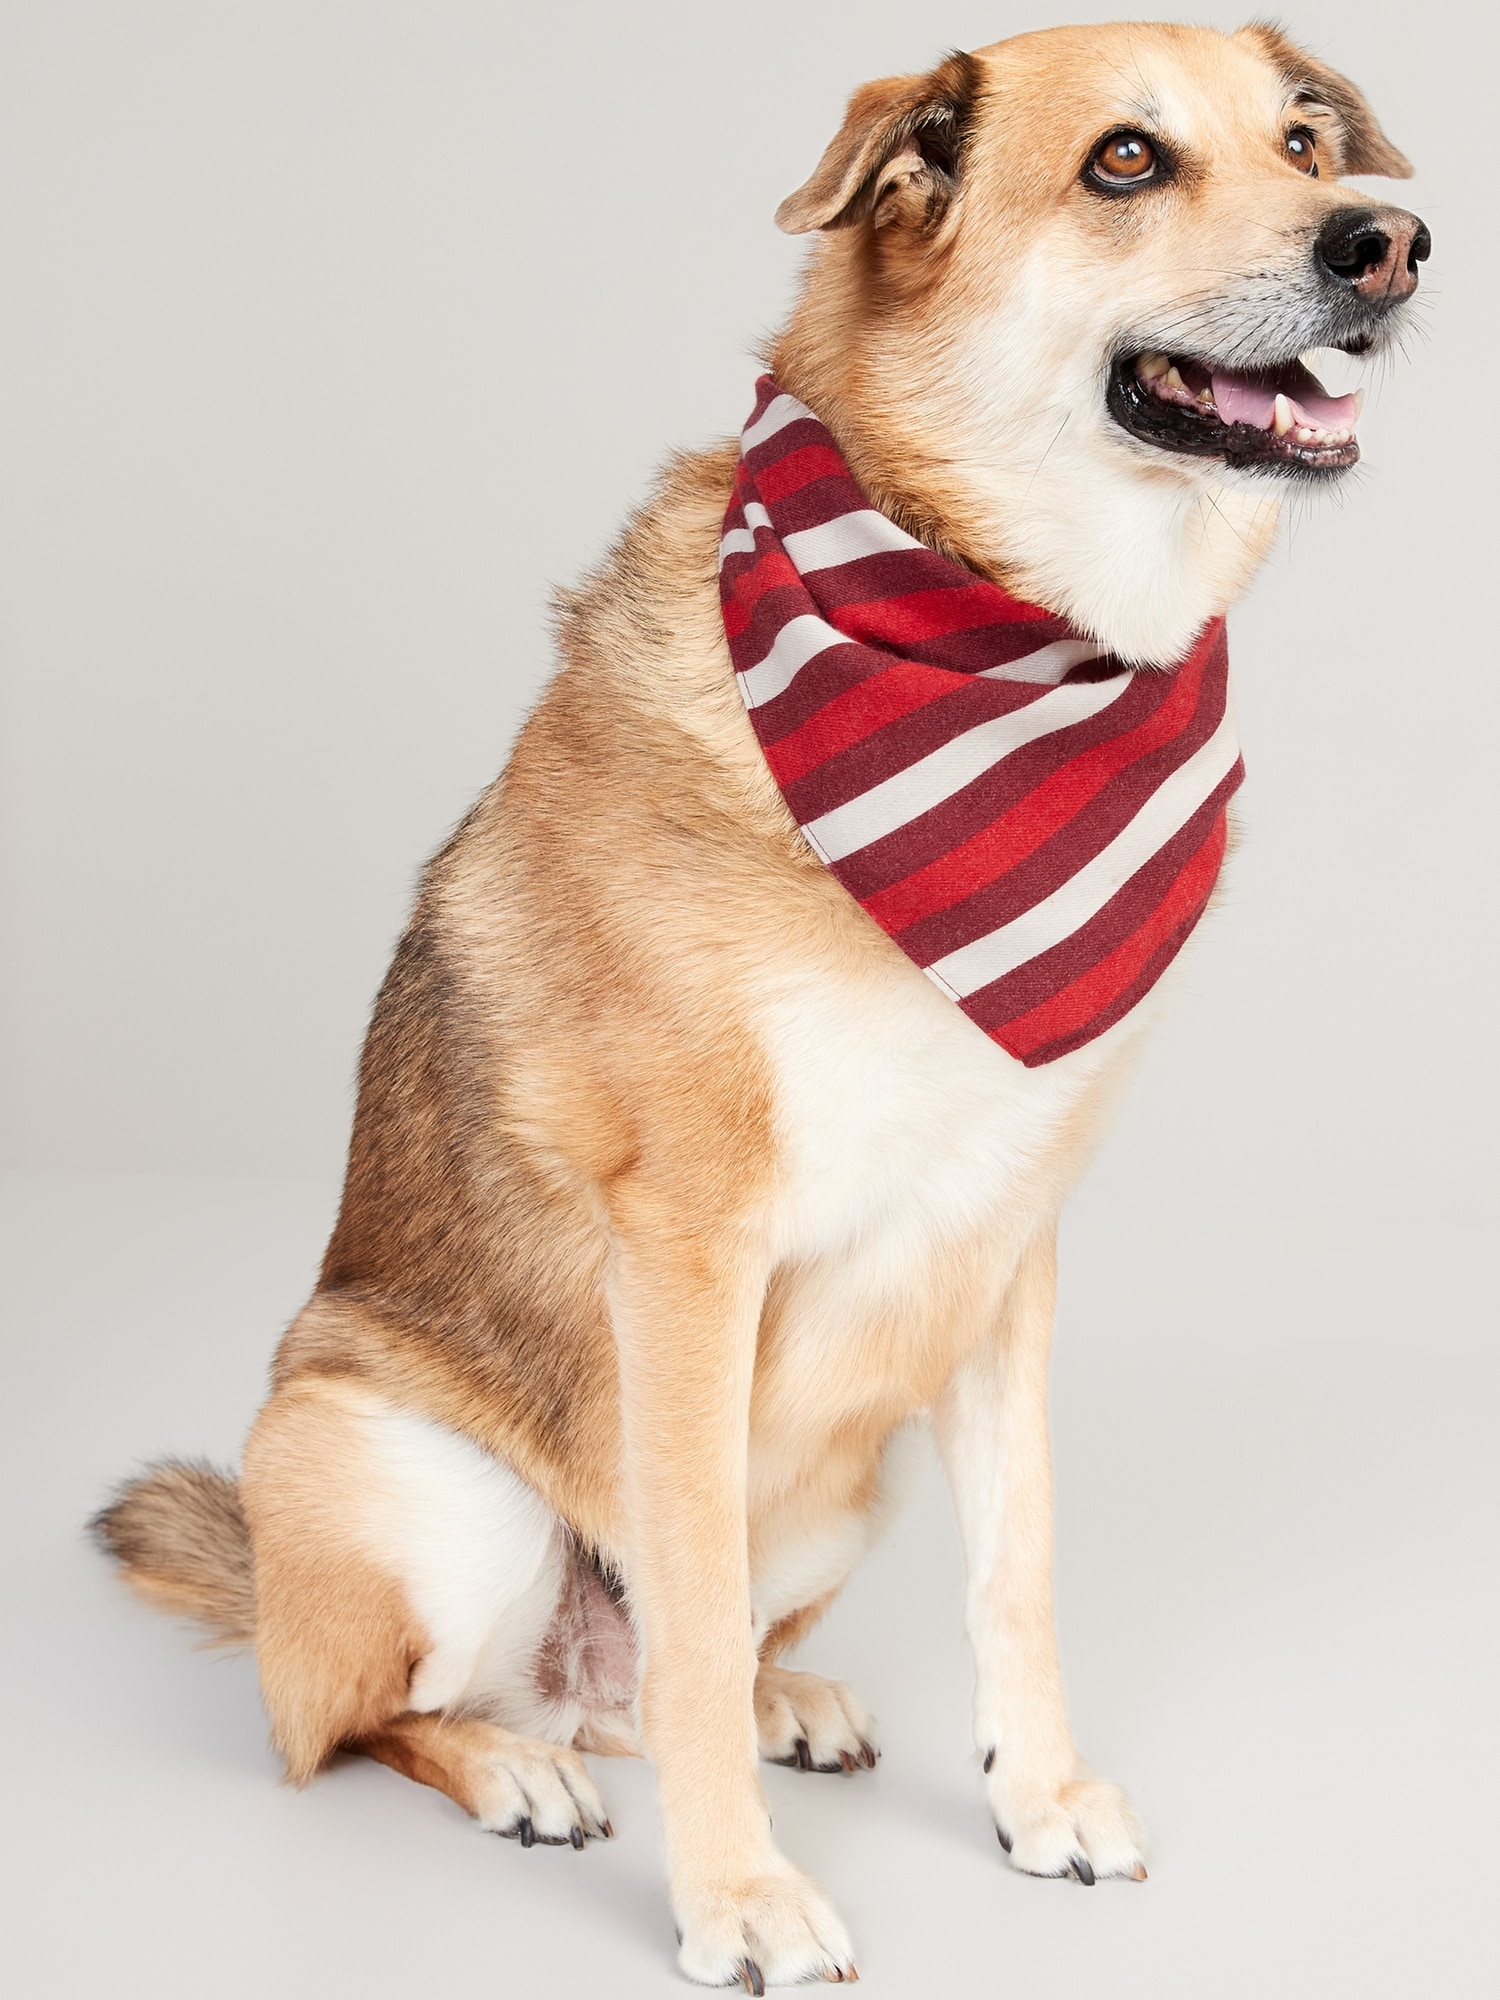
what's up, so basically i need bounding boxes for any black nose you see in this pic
[1316,206,1430,303]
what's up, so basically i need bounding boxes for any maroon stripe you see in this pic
[902,619,1076,672]
[749,471,871,537]
[743,413,834,472]
[959,772,1242,1033]
[727,578,821,674]
[808,547,1000,612]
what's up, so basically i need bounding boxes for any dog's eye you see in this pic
[1088,132,1160,187]
[1286,127,1319,176]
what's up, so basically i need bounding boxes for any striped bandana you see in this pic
[718,376,1244,1066]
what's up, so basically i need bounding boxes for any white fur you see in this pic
[761,942,1144,1283]
[344,1395,570,1735]
[936,228,1286,666]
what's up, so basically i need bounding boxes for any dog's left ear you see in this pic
[776,51,981,234]
[1239,24,1413,178]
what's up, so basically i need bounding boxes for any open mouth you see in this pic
[1108,350,1362,472]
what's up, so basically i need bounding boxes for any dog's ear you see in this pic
[1240,23,1413,178]
[776,51,981,235]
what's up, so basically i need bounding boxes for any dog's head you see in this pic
[772,22,1426,661]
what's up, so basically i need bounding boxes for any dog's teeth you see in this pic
[1136,351,1170,381]
[1352,388,1366,419]
[1272,393,1295,437]
[1197,388,1215,406]
[1163,365,1187,393]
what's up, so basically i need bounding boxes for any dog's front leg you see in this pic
[934,1222,1147,1885]
[610,1202,856,1989]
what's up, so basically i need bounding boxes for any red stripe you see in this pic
[862,645,1207,931]
[722,548,804,641]
[835,582,1052,649]
[992,814,1228,1060]
[753,442,852,504]
[763,661,966,786]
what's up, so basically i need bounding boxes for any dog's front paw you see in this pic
[985,1758,1146,1884]
[675,1863,857,1989]
[756,1665,877,1774]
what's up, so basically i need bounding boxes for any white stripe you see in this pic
[981,638,1108,687]
[738,614,844,709]
[782,508,923,574]
[741,392,815,455]
[804,673,1134,865]
[927,703,1240,999]
[718,501,776,569]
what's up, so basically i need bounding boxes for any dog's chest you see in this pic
[757,954,1125,1277]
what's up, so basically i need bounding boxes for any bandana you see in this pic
[719,377,1243,1066]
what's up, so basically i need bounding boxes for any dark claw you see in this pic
[518,1815,535,1849]
[570,1825,586,1850]
[795,1737,812,1771]
[858,1741,878,1770]
[837,1751,858,1772]
[602,1820,615,1839]
[983,1748,995,1775]
[1071,1855,1096,1886]
[996,1824,1013,1853]
[740,1959,766,1997]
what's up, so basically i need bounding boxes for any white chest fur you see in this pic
[758,949,1136,1278]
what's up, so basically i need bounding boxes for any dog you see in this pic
[94,20,1425,1989]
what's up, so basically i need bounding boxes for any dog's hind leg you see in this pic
[358,1712,610,1845]
[239,1373,612,1842]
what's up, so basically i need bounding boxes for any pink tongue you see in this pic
[1211,368,1358,432]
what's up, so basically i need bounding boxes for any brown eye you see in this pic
[1089,132,1160,186]
[1286,126,1318,176]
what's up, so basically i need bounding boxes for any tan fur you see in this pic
[91,1461,254,1644]
[96,21,1420,1986]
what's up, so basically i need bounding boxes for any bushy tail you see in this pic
[90,1459,255,1645]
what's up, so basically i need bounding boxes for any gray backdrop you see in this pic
[3,8,1495,1996]
[2,0,1493,1213]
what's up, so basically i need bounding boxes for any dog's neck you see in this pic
[771,314,1283,669]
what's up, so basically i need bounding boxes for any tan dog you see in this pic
[95,21,1425,1989]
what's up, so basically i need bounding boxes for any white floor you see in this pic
[1,1168,1492,1996]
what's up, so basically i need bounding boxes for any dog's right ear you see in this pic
[776,51,981,235]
